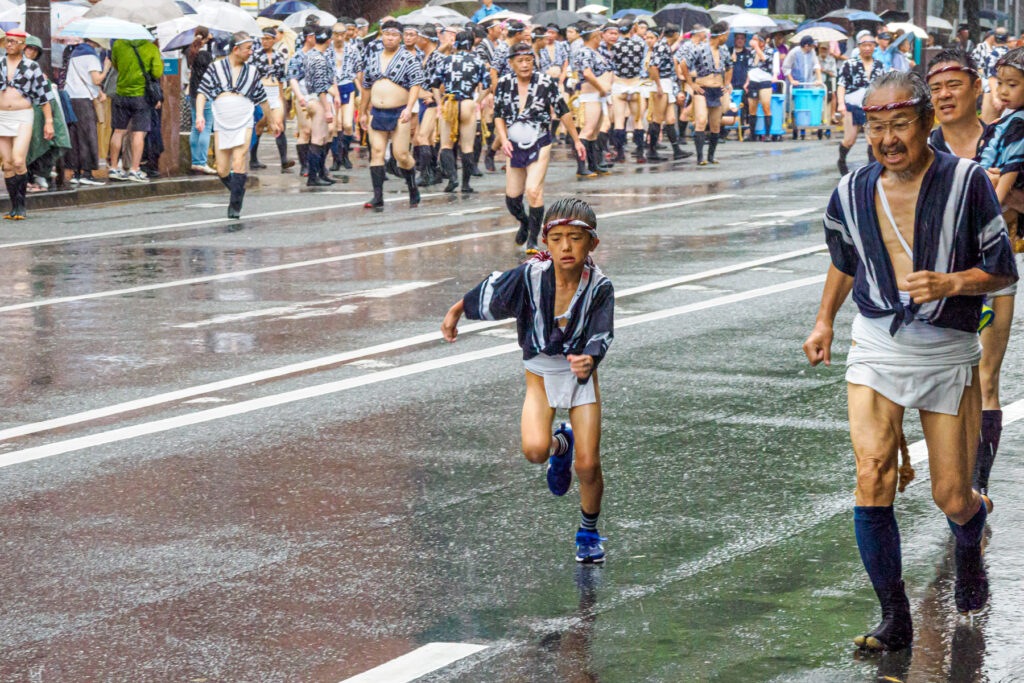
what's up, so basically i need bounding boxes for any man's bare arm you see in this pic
[803,264,854,366]
[906,267,1016,304]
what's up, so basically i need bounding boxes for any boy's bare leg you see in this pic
[522,371,556,463]
[569,387,602,515]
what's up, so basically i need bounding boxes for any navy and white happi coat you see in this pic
[824,151,1018,336]
[462,259,614,368]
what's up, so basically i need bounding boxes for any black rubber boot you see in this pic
[647,123,665,161]
[218,174,231,191]
[590,139,611,175]
[612,129,626,163]
[525,205,544,254]
[414,146,428,186]
[275,134,295,172]
[854,581,913,651]
[507,194,529,245]
[954,535,990,616]
[576,142,590,177]
[678,120,688,142]
[317,143,336,184]
[4,174,26,219]
[633,129,646,162]
[694,131,705,165]
[707,131,719,164]
[385,152,401,178]
[440,149,458,192]
[471,125,483,176]
[838,143,850,175]
[596,132,612,169]
[3,175,15,219]
[364,166,385,208]
[307,145,332,186]
[228,173,246,219]
[400,166,420,207]
[665,124,691,159]
[340,134,353,169]
[460,152,475,192]
[484,147,496,172]
[297,143,309,177]
[329,135,343,171]
[249,135,266,170]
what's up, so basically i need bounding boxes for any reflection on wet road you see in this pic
[2,140,1022,682]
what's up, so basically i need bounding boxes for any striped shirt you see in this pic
[436,51,490,99]
[198,57,267,104]
[251,48,286,82]
[979,109,1024,175]
[823,151,1017,335]
[537,41,569,72]
[462,259,614,368]
[362,47,423,90]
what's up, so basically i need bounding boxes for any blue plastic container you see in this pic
[792,88,814,113]
[756,95,785,135]
[809,89,825,126]
[794,109,812,127]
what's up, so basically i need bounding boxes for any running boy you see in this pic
[441,197,614,563]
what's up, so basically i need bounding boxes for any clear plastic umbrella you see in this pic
[83,0,184,25]
[402,6,469,27]
[282,8,336,30]
[722,12,776,31]
[0,2,89,33]
[57,16,155,41]
[193,0,260,34]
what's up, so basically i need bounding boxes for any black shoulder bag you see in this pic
[130,43,163,107]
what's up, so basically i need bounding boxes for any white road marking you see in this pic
[0,195,734,314]
[0,193,446,251]
[339,642,488,683]
[0,276,824,468]
[174,281,445,329]
[0,244,827,443]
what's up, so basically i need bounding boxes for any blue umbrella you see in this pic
[796,20,849,34]
[259,0,316,20]
[611,8,652,19]
[164,26,231,51]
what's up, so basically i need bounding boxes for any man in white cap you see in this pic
[836,30,885,175]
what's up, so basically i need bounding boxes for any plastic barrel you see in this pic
[794,110,812,127]
[755,115,766,135]
[769,94,785,135]
[731,89,743,107]
[792,88,814,113]
[809,89,825,126]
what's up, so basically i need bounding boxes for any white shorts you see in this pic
[611,80,641,96]
[264,83,282,111]
[846,313,981,415]
[639,80,656,97]
[0,107,32,137]
[659,77,675,96]
[578,91,602,103]
[212,95,254,150]
[524,353,597,410]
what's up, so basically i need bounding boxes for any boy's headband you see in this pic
[541,218,598,240]
[862,96,922,112]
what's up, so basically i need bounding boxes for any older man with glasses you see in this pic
[804,70,1018,652]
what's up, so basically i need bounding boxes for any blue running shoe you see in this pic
[546,422,574,496]
[575,528,606,564]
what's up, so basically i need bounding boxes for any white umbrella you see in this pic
[722,12,776,31]
[282,8,336,29]
[0,2,89,32]
[84,0,184,25]
[789,26,846,44]
[479,9,531,24]
[576,4,608,14]
[402,6,468,27]
[155,15,199,48]
[193,0,260,34]
[886,21,927,39]
[57,16,154,40]
[708,4,743,19]
[927,15,953,32]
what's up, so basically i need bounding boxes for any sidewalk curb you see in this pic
[2,175,260,212]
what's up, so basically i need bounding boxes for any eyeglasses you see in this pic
[863,116,921,138]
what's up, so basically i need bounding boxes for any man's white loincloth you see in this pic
[212,95,255,150]
[846,312,981,415]
[264,83,282,111]
[524,353,597,410]
[0,108,33,137]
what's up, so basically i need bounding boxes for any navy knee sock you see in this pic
[947,500,987,548]
[854,506,903,591]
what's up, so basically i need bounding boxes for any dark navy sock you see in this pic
[580,508,599,532]
[854,505,903,591]
[982,409,1003,455]
[948,500,987,547]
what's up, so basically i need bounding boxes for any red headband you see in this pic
[925,64,974,81]
[862,96,923,112]
[5,29,27,38]
[541,218,598,240]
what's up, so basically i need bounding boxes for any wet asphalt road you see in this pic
[2,137,1024,682]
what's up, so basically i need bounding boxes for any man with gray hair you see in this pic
[803,71,1018,651]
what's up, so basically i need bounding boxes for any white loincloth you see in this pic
[212,95,254,150]
[578,91,602,103]
[524,353,597,410]
[846,312,981,415]
[0,108,33,137]
[612,80,641,96]
[264,83,282,111]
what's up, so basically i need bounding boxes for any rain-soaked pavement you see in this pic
[2,138,1024,682]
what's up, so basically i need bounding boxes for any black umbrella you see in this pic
[532,9,584,29]
[652,3,712,32]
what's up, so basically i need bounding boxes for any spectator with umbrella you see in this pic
[0,29,54,219]
[109,29,163,183]
[64,36,111,185]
